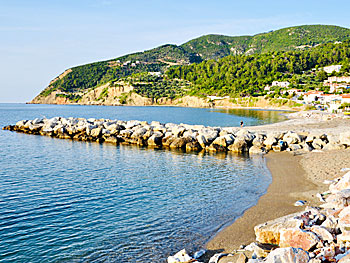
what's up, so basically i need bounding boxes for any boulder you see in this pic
[308,225,334,243]
[329,172,350,192]
[142,130,154,140]
[125,120,141,129]
[283,131,302,145]
[252,134,265,148]
[321,189,350,209]
[212,136,228,147]
[198,129,218,144]
[254,212,304,245]
[186,141,202,152]
[279,228,319,251]
[197,134,208,148]
[312,138,325,150]
[207,143,227,152]
[119,129,134,138]
[167,249,192,263]
[162,136,176,147]
[272,145,281,152]
[289,144,302,151]
[245,242,269,258]
[302,143,313,152]
[224,134,235,145]
[264,135,278,150]
[172,126,186,137]
[305,135,315,143]
[183,130,198,139]
[148,133,163,146]
[264,247,309,263]
[218,253,246,263]
[236,129,255,142]
[169,137,191,149]
[249,146,266,155]
[320,215,338,234]
[228,137,249,153]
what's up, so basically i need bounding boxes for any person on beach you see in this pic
[240,121,244,127]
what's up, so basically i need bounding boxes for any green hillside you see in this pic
[167,40,350,97]
[38,24,350,98]
[180,25,350,60]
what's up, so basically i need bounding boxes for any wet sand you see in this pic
[206,152,323,252]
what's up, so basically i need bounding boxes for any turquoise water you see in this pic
[0,104,275,262]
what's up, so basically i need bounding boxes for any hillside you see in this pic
[181,25,350,60]
[31,24,350,105]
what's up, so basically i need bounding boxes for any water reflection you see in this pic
[211,108,289,126]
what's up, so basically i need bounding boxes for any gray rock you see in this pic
[312,138,325,150]
[283,131,302,145]
[264,135,278,150]
[147,134,162,146]
[249,146,266,154]
[90,127,102,137]
[264,247,309,263]
[228,137,249,153]
[252,134,265,148]
[288,144,302,151]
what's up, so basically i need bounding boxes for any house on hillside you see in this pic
[285,88,304,96]
[323,76,350,93]
[328,99,342,113]
[323,65,342,74]
[271,81,290,88]
[341,94,350,104]
[303,91,324,104]
[319,94,342,104]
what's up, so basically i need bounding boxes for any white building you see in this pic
[323,65,342,74]
[303,91,324,104]
[271,81,290,88]
[319,94,342,104]
[341,94,350,104]
[149,72,162,76]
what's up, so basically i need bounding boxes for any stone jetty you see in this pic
[3,116,350,154]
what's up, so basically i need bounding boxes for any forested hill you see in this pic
[181,25,350,60]
[167,40,350,97]
[37,25,350,98]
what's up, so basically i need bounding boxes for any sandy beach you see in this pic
[206,116,350,261]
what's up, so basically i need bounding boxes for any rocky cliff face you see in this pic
[30,82,212,108]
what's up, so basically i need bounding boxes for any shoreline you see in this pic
[206,149,350,261]
[26,101,300,112]
[206,152,320,252]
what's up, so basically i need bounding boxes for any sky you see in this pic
[1,0,350,103]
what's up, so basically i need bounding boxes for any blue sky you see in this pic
[1,0,350,102]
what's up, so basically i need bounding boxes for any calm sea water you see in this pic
[0,104,281,262]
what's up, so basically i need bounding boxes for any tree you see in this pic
[317,70,328,81]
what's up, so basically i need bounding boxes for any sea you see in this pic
[0,104,287,263]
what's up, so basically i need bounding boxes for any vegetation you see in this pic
[37,25,350,100]
[181,25,350,60]
[120,73,190,99]
[167,40,350,96]
[55,93,82,102]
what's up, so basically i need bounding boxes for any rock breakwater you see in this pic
[3,117,350,154]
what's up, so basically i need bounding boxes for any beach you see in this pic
[206,115,350,262]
